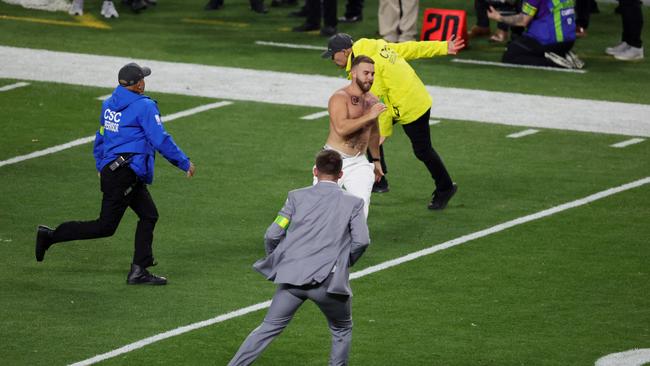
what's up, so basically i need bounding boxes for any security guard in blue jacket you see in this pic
[35,63,196,285]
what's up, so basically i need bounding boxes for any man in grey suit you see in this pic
[227,149,370,366]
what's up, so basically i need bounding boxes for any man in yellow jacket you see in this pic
[322,33,464,210]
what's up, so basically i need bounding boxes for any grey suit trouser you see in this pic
[228,275,352,366]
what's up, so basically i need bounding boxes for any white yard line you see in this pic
[0,81,30,92]
[96,94,112,101]
[2,46,648,137]
[507,129,540,138]
[300,110,329,120]
[451,58,587,74]
[0,101,233,169]
[429,119,440,125]
[610,138,645,148]
[255,40,327,51]
[68,176,650,366]
[595,349,650,366]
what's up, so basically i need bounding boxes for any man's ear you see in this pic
[313,166,319,177]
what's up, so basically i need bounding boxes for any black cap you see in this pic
[321,33,353,58]
[118,62,151,86]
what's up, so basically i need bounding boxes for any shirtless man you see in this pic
[319,55,386,218]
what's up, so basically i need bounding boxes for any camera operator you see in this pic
[487,0,584,69]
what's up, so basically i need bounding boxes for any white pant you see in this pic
[314,154,374,218]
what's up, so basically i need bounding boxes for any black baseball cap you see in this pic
[118,62,151,86]
[321,33,354,58]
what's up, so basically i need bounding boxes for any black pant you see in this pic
[502,35,574,67]
[619,0,644,48]
[575,0,591,28]
[51,165,159,267]
[402,109,453,192]
[344,0,363,18]
[305,0,337,27]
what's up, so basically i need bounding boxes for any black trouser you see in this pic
[51,164,159,268]
[502,35,574,67]
[575,0,591,29]
[619,0,644,48]
[305,0,337,27]
[402,109,453,192]
[344,0,363,18]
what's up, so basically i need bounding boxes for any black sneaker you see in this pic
[126,264,167,285]
[130,0,147,12]
[250,0,268,13]
[428,183,458,210]
[35,225,54,262]
[372,176,390,193]
[320,25,337,37]
[204,0,223,10]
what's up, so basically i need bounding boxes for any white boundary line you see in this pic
[451,58,588,74]
[610,138,645,148]
[507,129,540,138]
[429,119,441,126]
[300,110,329,120]
[0,101,233,169]
[0,81,30,92]
[96,94,112,101]
[595,348,650,366]
[255,40,326,51]
[69,176,650,366]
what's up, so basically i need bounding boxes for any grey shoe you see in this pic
[605,41,629,56]
[614,46,644,61]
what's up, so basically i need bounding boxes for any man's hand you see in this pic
[368,102,387,119]
[487,6,502,22]
[447,35,465,55]
[373,161,384,182]
[186,162,196,178]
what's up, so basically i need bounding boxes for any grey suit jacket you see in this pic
[253,181,370,296]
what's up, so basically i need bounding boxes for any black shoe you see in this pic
[35,225,54,262]
[288,8,307,17]
[338,15,362,23]
[127,264,167,285]
[250,0,268,13]
[320,25,337,37]
[428,183,458,210]
[204,0,223,10]
[131,0,147,12]
[372,176,390,193]
[293,23,320,32]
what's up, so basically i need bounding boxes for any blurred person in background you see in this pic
[605,0,644,60]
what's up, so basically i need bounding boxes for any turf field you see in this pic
[1,0,649,365]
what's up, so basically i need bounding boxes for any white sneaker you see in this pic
[544,52,574,69]
[69,0,84,16]
[614,46,644,61]
[565,50,585,69]
[101,0,119,18]
[605,42,629,55]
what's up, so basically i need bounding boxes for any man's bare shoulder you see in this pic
[329,89,350,104]
[364,92,379,104]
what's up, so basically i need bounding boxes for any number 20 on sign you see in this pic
[420,8,468,50]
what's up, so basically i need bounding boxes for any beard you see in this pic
[356,78,372,92]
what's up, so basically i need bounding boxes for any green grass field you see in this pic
[1,0,649,365]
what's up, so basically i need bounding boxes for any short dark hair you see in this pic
[351,55,374,69]
[315,150,343,176]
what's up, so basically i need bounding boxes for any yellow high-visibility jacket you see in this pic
[345,38,448,137]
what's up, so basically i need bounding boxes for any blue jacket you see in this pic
[93,85,191,184]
